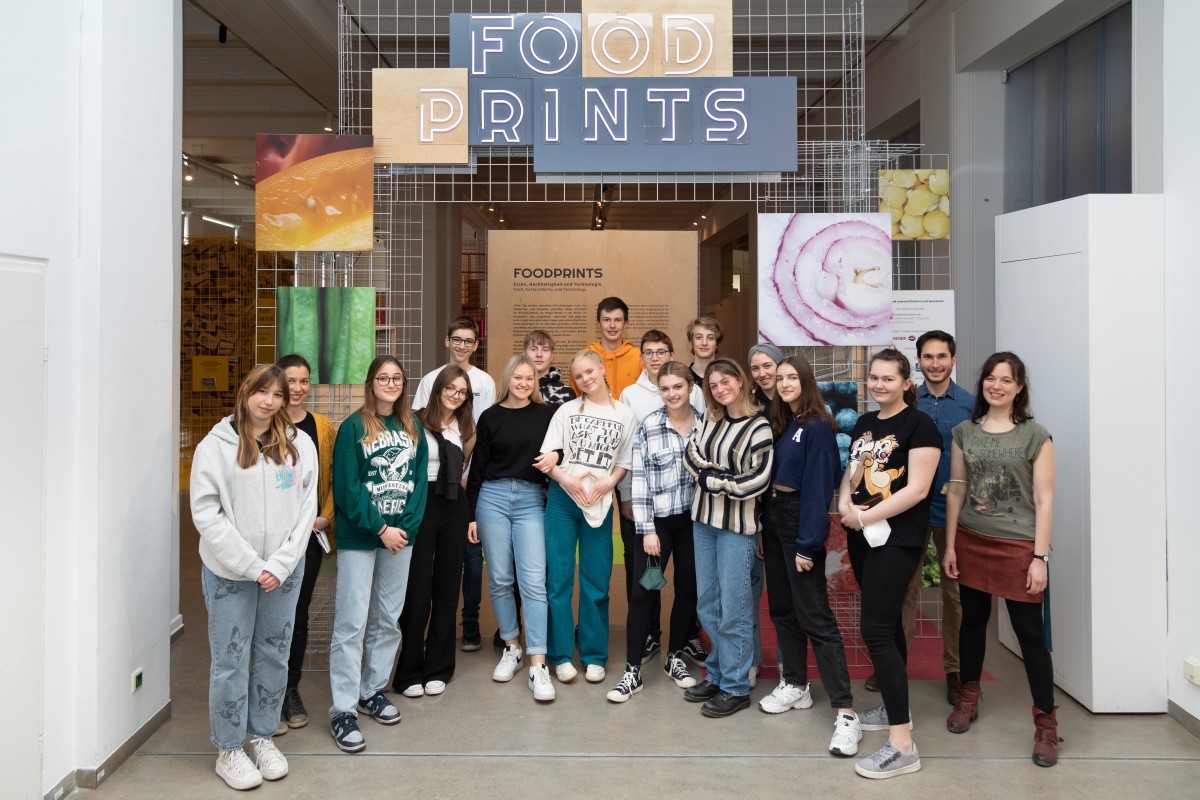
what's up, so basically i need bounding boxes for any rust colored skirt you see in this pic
[954,525,1043,604]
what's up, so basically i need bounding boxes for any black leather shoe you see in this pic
[701,691,751,718]
[684,680,720,703]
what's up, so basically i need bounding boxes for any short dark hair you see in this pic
[275,353,312,373]
[595,297,629,322]
[916,330,956,358]
[640,329,674,352]
[446,316,480,339]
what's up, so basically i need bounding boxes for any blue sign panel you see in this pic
[531,77,797,173]
[449,13,582,78]
[467,79,534,145]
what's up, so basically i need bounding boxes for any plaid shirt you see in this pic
[631,407,699,536]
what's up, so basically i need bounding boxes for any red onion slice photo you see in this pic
[757,213,894,346]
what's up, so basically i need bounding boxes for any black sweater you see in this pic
[465,402,556,521]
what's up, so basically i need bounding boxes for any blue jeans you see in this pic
[202,561,303,749]
[545,483,613,667]
[693,521,756,696]
[477,479,548,654]
[751,552,764,666]
[328,546,414,718]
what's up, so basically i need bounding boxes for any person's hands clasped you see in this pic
[839,503,871,530]
[258,571,280,592]
[380,526,408,553]
[584,474,619,507]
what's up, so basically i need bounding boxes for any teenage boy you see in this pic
[570,297,642,398]
[888,330,973,704]
[686,316,723,384]
[617,331,706,662]
[413,316,496,422]
[414,316,496,651]
[525,329,576,406]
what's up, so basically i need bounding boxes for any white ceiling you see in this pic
[181,0,915,231]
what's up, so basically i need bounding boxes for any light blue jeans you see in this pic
[202,561,303,749]
[751,553,765,667]
[693,521,756,696]
[477,479,549,654]
[328,546,414,718]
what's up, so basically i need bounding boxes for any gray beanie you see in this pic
[747,342,784,365]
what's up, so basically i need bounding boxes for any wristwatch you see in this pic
[1032,553,1049,563]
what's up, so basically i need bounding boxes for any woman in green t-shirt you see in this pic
[942,352,1058,767]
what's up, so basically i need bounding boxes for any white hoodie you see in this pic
[617,370,705,497]
[190,416,318,583]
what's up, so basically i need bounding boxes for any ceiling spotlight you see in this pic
[692,221,698,226]
[324,112,335,133]
[488,206,494,211]
[184,163,194,182]
[700,214,707,219]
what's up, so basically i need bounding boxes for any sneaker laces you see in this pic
[251,737,284,765]
[868,743,902,767]
[531,664,552,687]
[616,667,639,693]
[500,646,521,666]
[220,747,258,778]
[665,655,690,680]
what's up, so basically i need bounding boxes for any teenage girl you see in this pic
[191,364,317,790]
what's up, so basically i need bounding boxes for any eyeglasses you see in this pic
[642,349,671,359]
[449,336,478,347]
[443,386,469,398]
[374,375,404,386]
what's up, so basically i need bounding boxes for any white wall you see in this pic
[0,0,179,793]
[1161,0,1200,723]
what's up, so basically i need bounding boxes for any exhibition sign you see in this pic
[254,134,375,251]
[372,2,798,172]
[757,212,894,347]
[891,290,956,381]
[485,230,698,377]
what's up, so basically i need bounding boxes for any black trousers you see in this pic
[393,492,468,688]
[286,533,325,689]
[763,491,854,708]
[847,531,922,725]
[959,583,1055,712]
[619,490,662,641]
[624,512,698,664]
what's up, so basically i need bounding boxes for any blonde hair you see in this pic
[496,355,544,406]
[701,359,760,421]
[233,365,299,469]
[358,356,418,443]
[571,349,613,412]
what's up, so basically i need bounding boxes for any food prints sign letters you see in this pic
[568,414,625,472]
[371,1,797,172]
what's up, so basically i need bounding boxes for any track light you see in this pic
[324,112,335,133]
[202,215,237,228]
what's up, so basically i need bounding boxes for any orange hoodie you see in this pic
[570,339,642,399]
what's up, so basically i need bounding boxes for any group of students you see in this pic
[189,297,1059,790]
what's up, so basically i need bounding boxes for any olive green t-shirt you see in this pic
[952,420,1051,541]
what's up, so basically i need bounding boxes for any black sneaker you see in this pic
[356,691,402,725]
[640,635,661,665]
[330,712,366,753]
[283,687,308,728]
[664,652,697,688]
[701,691,751,718]
[683,680,720,703]
[682,636,708,664]
[606,664,643,703]
[461,622,482,652]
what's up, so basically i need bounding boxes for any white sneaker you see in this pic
[493,645,524,682]
[585,664,606,683]
[401,683,424,698]
[829,712,863,757]
[555,662,578,682]
[424,680,446,696]
[758,679,814,714]
[749,664,759,689]
[215,747,263,791]
[246,736,288,781]
[529,664,556,701]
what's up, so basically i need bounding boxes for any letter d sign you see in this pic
[372,68,470,164]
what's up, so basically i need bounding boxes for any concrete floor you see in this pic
[77,533,1200,799]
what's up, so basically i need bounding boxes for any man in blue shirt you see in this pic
[904,330,973,705]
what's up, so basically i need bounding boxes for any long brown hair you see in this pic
[358,356,418,443]
[869,348,917,408]
[233,365,299,469]
[418,364,476,444]
[702,358,760,420]
[769,355,835,439]
[971,351,1034,424]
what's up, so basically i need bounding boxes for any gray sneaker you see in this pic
[854,741,921,779]
[859,703,914,732]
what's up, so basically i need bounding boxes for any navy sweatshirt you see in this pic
[771,416,840,560]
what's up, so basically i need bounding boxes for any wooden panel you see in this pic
[582,0,733,78]
[372,68,469,164]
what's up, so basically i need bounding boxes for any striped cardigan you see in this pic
[684,412,774,535]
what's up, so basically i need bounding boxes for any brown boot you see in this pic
[1032,706,1061,767]
[946,671,962,705]
[945,681,982,734]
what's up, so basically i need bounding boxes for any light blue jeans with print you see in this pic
[477,478,549,654]
[328,546,414,718]
[693,521,756,696]
[202,560,303,749]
